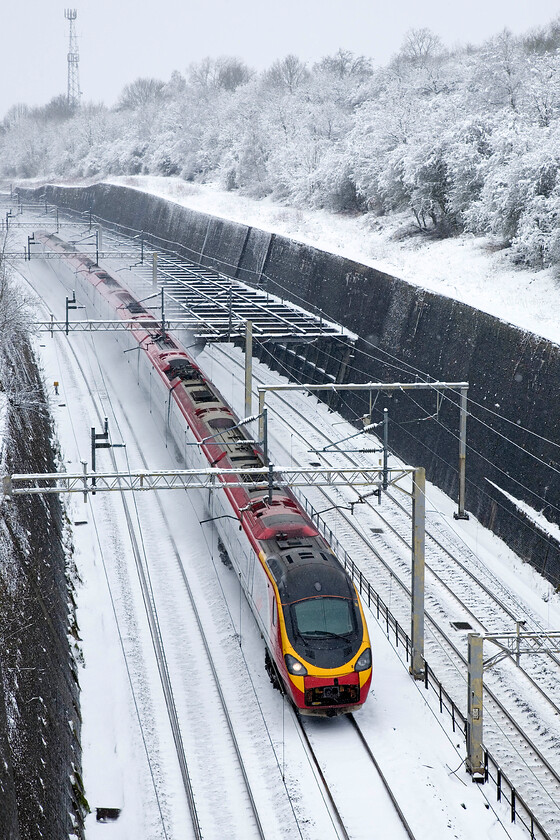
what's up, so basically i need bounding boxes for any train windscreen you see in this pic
[291,597,355,639]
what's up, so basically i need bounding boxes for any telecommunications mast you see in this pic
[64,9,81,108]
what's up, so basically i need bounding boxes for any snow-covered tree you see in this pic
[116,78,166,110]
[3,21,560,271]
[264,55,310,94]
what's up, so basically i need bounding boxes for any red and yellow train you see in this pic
[38,231,373,715]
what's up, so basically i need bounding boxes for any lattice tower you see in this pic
[64,9,81,108]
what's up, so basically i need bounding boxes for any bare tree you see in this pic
[188,57,252,92]
[33,95,76,123]
[315,49,372,79]
[482,29,525,112]
[188,57,217,89]
[216,57,252,91]
[401,28,443,66]
[2,103,30,129]
[265,55,310,93]
[117,78,166,110]
[523,17,560,54]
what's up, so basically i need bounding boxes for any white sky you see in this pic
[2,0,560,119]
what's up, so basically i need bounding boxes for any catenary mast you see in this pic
[64,9,81,108]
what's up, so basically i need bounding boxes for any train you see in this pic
[37,230,373,716]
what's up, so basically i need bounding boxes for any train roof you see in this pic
[267,548,354,605]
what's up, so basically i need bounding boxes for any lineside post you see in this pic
[262,408,269,465]
[410,467,425,679]
[245,320,253,420]
[382,408,389,490]
[152,252,158,290]
[65,291,78,335]
[258,390,266,443]
[466,633,485,780]
[95,225,102,265]
[455,386,469,520]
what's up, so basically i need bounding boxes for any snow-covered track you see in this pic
[20,267,274,839]
[13,205,556,840]
[112,416,268,840]
[208,342,560,839]
[297,712,417,840]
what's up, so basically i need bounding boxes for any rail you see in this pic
[294,490,552,840]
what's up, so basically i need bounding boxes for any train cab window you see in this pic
[291,597,356,639]
[267,557,284,584]
[272,598,277,626]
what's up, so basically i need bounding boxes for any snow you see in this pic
[488,478,560,546]
[106,175,560,346]
[10,190,559,839]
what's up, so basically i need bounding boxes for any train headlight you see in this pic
[354,648,372,672]
[285,654,308,676]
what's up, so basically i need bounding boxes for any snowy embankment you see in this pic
[105,175,560,346]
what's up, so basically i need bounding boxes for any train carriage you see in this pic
[38,231,373,715]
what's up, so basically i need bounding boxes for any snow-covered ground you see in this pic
[104,175,560,346]
[6,184,560,839]
[10,230,542,839]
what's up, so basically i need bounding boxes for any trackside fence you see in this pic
[295,490,552,840]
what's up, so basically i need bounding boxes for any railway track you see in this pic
[22,237,427,840]
[204,340,560,838]
[297,712,417,840]
[18,261,298,839]
[10,205,558,837]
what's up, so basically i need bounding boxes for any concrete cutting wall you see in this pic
[23,182,560,590]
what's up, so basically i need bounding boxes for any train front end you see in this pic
[276,563,373,716]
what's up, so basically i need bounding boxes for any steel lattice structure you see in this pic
[65,9,81,108]
[2,465,412,498]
